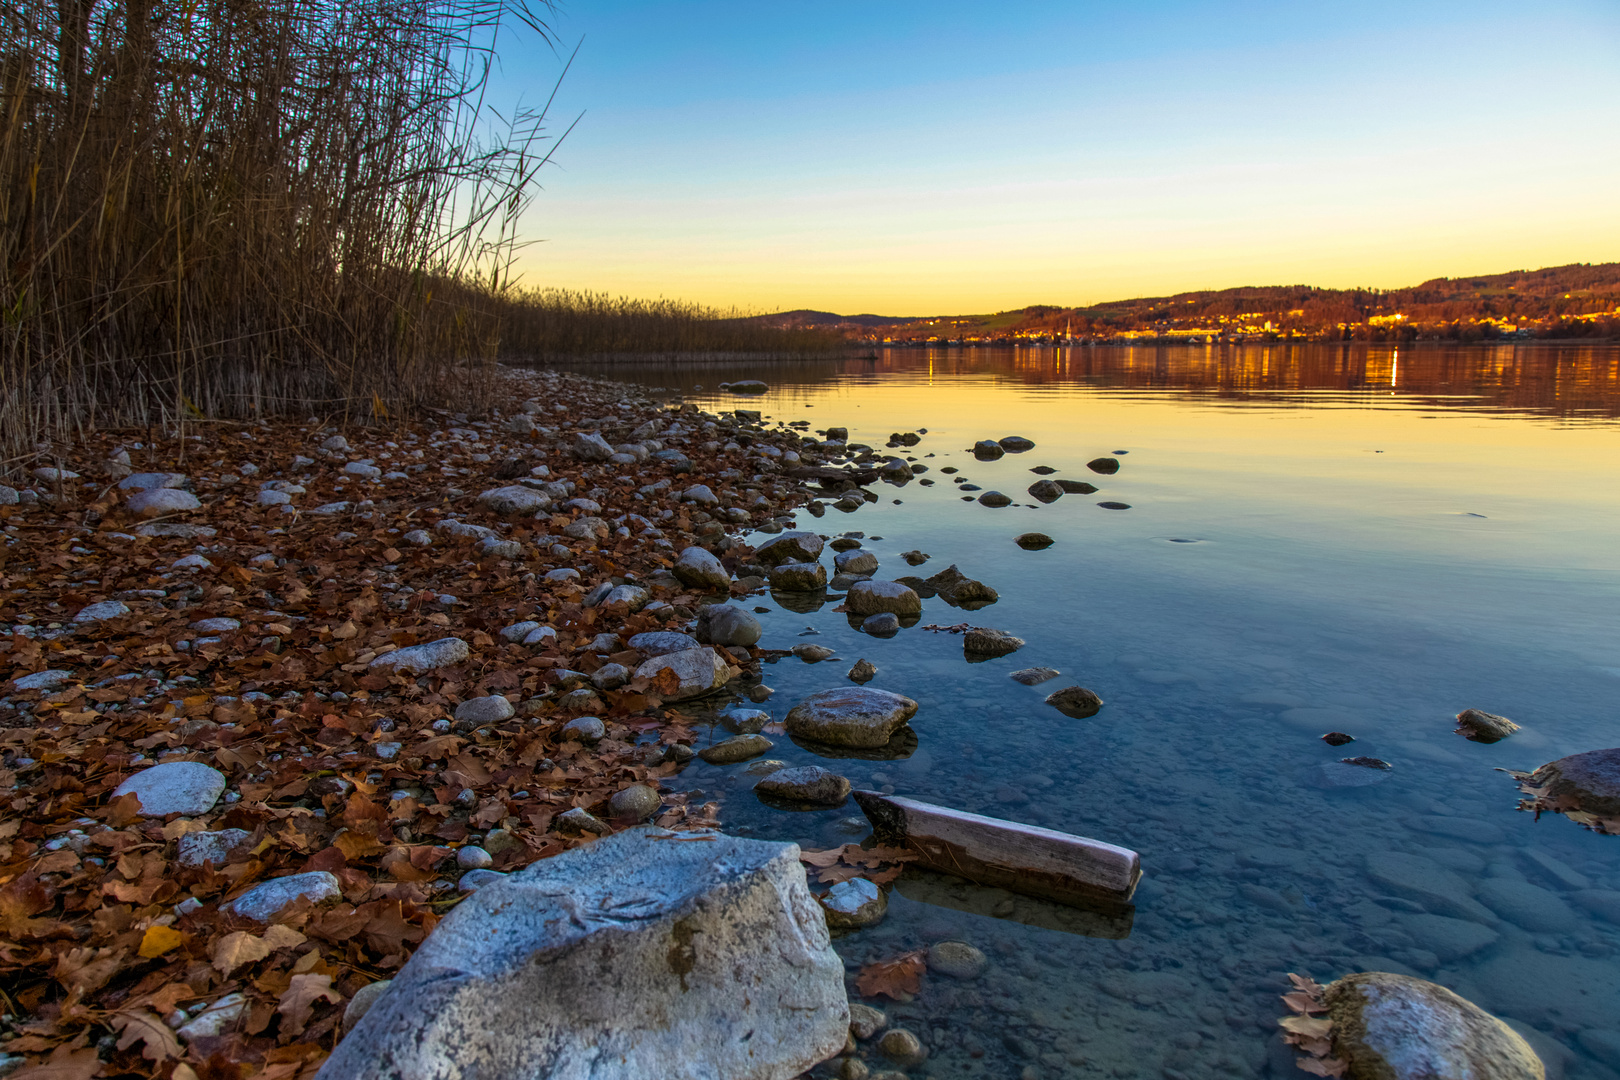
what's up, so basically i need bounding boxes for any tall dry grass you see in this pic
[494,288,844,360]
[0,0,560,469]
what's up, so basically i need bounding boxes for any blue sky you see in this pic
[491,0,1620,313]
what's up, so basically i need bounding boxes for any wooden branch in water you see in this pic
[852,790,1141,907]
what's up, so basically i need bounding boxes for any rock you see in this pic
[755,531,825,566]
[1322,971,1543,1080]
[0,485,16,505]
[977,491,1012,508]
[721,709,770,734]
[1342,756,1392,770]
[878,1029,926,1067]
[118,472,189,492]
[454,696,514,726]
[900,550,929,565]
[1086,456,1121,475]
[1097,501,1131,510]
[727,379,769,394]
[963,627,1024,658]
[848,1003,887,1040]
[591,663,630,691]
[318,827,848,1080]
[755,766,850,805]
[673,546,731,591]
[1014,532,1054,549]
[555,807,611,836]
[698,735,774,764]
[573,431,616,461]
[124,487,202,517]
[501,621,542,643]
[1365,852,1496,922]
[1314,761,1392,788]
[998,436,1035,453]
[457,846,493,870]
[345,462,382,480]
[178,993,248,1042]
[792,643,835,662]
[190,617,241,634]
[1056,479,1098,493]
[113,761,226,817]
[1455,708,1520,742]
[604,584,649,610]
[1399,914,1500,963]
[343,980,393,1034]
[846,580,921,617]
[819,877,886,929]
[695,604,763,647]
[834,549,879,575]
[478,485,551,516]
[74,599,130,623]
[634,647,729,701]
[1515,747,1620,823]
[171,553,213,572]
[848,659,877,683]
[770,561,828,591]
[258,489,292,507]
[320,434,350,452]
[628,631,700,657]
[1323,731,1356,746]
[927,941,987,978]
[560,716,606,742]
[176,828,253,868]
[1027,480,1064,503]
[11,669,74,691]
[972,440,1005,461]
[860,613,900,637]
[681,484,719,507]
[1045,685,1103,718]
[785,688,918,748]
[1476,878,1580,933]
[1572,890,1620,926]
[369,638,470,675]
[923,565,998,607]
[609,784,663,821]
[228,871,342,923]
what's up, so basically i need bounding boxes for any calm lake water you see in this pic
[574,343,1620,1079]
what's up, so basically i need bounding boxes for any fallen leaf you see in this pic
[1279,1016,1333,1039]
[8,1044,100,1080]
[138,924,185,958]
[112,1008,183,1062]
[276,973,343,1035]
[854,949,926,1000]
[1297,1057,1349,1078]
[213,930,274,975]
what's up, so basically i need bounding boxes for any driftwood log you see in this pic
[853,791,1141,907]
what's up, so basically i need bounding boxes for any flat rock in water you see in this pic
[963,628,1024,658]
[1086,457,1121,475]
[927,941,988,978]
[853,790,1140,906]
[1365,852,1496,923]
[785,687,918,748]
[900,549,930,565]
[633,648,729,701]
[1454,708,1521,742]
[755,531,824,566]
[113,761,226,817]
[699,734,774,764]
[846,580,922,617]
[370,638,470,675]
[791,643,835,662]
[1010,667,1060,686]
[998,436,1035,453]
[229,871,342,923]
[1045,685,1103,718]
[316,827,848,1080]
[694,604,762,647]
[755,765,851,805]
[819,877,886,929]
[769,561,828,592]
[833,549,879,575]
[1323,972,1542,1080]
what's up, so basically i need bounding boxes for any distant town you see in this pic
[748,262,1620,345]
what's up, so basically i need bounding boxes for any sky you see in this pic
[490,0,1620,314]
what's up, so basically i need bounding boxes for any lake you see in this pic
[568,343,1620,1079]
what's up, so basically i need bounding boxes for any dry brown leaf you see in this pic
[8,1044,101,1080]
[111,1008,183,1062]
[276,973,344,1035]
[1297,1057,1349,1078]
[854,949,926,1000]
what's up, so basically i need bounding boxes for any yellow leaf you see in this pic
[138,924,185,958]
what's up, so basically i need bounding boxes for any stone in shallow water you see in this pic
[695,604,763,647]
[1086,456,1121,475]
[769,561,827,592]
[819,877,886,929]
[755,765,850,805]
[785,688,918,748]
[1056,479,1098,494]
[1365,852,1496,923]
[927,940,987,979]
[1516,746,1620,824]
[1323,972,1542,1080]
[1014,531,1054,548]
[1454,708,1520,742]
[846,580,921,617]
[698,734,773,764]
[998,436,1035,453]
[972,440,1005,461]
[833,549,879,575]
[1044,685,1103,718]
[977,491,1011,508]
[847,658,877,683]
[755,530,824,566]
[113,761,226,817]
[1009,667,1060,686]
[963,627,1024,658]
[317,827,848,1080]
[861,613,900,637]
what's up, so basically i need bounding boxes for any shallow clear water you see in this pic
[577,344,1620,1079]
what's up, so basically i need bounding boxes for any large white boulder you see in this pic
[318,827,848,1080]
[634,647,729,701]
[112,761,226,817]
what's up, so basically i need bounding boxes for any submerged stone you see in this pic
[1321,972,1542,1080]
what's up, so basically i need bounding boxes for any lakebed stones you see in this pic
[1512,746,1620,830]
[770,561,828,591]
[229,871,343,923]
[786,688,918,748]
[698,734,774,764]
[112,761,226,817]
[846,580,922,618]
[673,546,731,591]
[1045,685,1104,718]
[755,765,851,805]
[696,603,763,647]
[1321,972,1543,1080]
[861,613,899,637]
[1453,708,1520,742]
[819,877,886,929]
[1365,851,1496,923]
[963,627,1024,659]
[319,827,848,1080]
[369,638,470,675]
[926,941,987,979]
[755,530,824,566]
[633,647,730,700]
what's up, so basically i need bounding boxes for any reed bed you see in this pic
[0,0,558,469]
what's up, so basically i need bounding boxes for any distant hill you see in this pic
[743,262,1620,343]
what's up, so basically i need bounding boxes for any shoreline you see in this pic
[0,364,867,1077]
